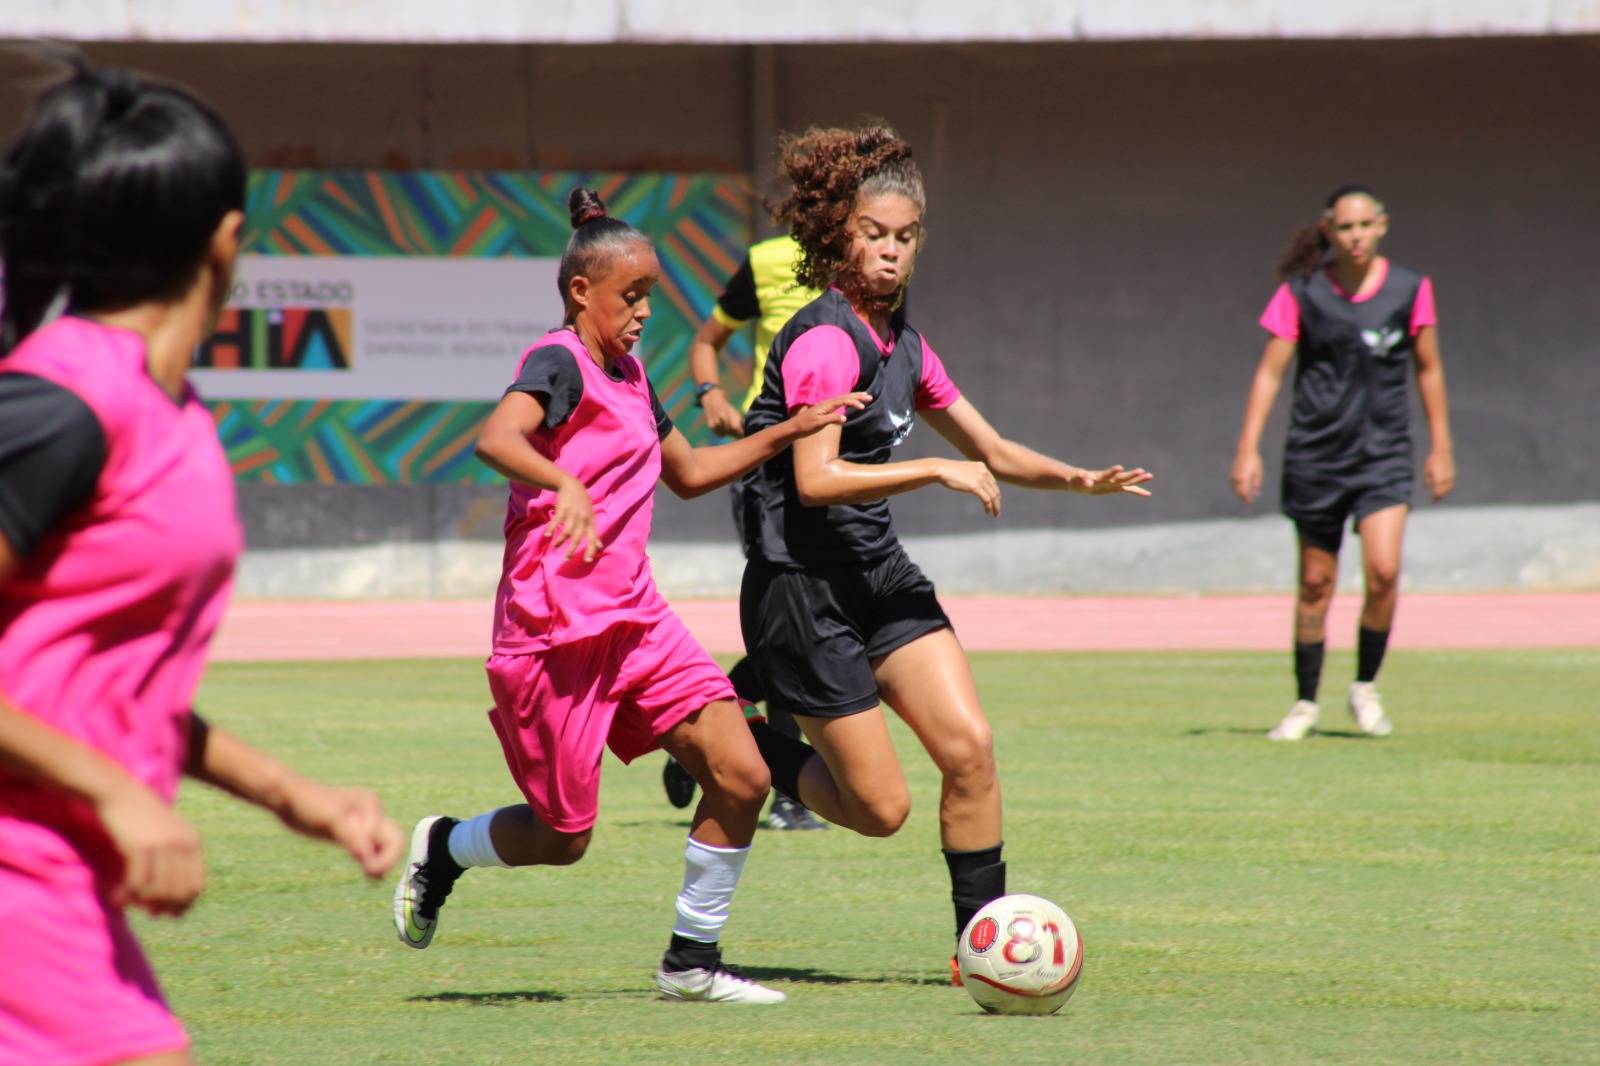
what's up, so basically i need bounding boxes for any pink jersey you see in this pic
[1260,259,1437,341]
[780,323,961,411]
[0,317,241,880]
[492,330,674,654]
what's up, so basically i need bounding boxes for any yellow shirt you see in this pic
[710,235,823,413]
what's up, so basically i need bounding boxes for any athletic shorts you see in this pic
[485,612,736,834]
[0,842,189,1065]
[1282,463,1412,553]
[739,547,951,718]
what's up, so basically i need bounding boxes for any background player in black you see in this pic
[1232,184,1455,741]
[738,125,1152,982]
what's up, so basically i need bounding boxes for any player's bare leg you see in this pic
[1271,538,1339,740]
[1349,504,1407,736]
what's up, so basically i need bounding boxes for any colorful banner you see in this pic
[210,170,754,483]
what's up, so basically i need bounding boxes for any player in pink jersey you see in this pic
[0,60,404,1066]
[390,188,869,1004]
[1232,184,1455,741]
[731,126,1152,984]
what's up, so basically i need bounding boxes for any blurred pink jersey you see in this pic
[0,316,241,877]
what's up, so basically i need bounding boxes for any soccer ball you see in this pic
[957,894,1083,1015]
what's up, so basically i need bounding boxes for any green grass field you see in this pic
[143,650,1600,1064]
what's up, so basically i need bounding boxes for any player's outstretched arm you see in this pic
[1231,336,1295,503]
[788,417,1003,515]
[184,714,403,879]
[921,398,1153,498]
[476,390,600,562]
[1412,325,1455,501]
[657,391,872,499]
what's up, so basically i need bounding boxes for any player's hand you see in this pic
[1068,465,1154,497]
[1231,450,1263,503]
[1424,449,1455,501]
[547,475,600,562]
[95,780,205,917]
[936,458,1002,517]
[275,776,405,879]
[701,389,746,438]
[790,392,873,435]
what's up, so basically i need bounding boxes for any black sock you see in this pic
[663,933,719,972]
[1356,627,1390,683]
[766,706,802,741]
[748,719,816,806]
[943,843,1006,941]
[1294,641,1325,703]
[727,657,765,705]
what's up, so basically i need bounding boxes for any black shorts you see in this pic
[1282,463,1411,553]
[739,547,951,718]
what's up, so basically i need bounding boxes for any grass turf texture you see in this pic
[143,650,1600,1065]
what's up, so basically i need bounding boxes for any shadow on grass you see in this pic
[736,965,950,988]
[1184,727,1371,740]
[408,990,565,1006]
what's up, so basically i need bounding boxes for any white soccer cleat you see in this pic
[656,963,787,1004]
[1268,699,1319,741]
[1348,682,1393,737]
[393,815,462,950]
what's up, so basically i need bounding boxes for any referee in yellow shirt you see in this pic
[663,235,827,831]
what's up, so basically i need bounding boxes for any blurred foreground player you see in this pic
[1232,184,1455,740]
[0,59,403,1065]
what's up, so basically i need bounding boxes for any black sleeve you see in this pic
[0,373,106,557]
[506,345,585,429]
[644,378,675,441]
[716,256,759,322]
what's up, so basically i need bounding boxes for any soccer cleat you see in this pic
[1348,682,1393,737]
[1267,699,1319,741]
[766,794,828,831]
[662,756,697,810]
[657,961,786,1004]
[393,815,463,950]
[950,956,963,987]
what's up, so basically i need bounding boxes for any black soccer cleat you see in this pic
[662,756,697,810]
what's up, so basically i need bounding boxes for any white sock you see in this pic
[447,812,510,869]
[672,838,750,944]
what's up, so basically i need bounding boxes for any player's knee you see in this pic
[545,828,593,866]
[939,722,997,788]
[857,791,911,837]
[1298,570,1335,605]
[1366,562,1400,597]
[716,756,772,811]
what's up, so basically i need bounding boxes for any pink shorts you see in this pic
[486,612,736,833]
[0,836,188,1065]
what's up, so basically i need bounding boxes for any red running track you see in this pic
[210,593,1600,662]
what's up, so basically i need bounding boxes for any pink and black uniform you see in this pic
[0,317,241,1063]
[486,329,735,833]
[1259,258,1438,550]
[739,288,961,717]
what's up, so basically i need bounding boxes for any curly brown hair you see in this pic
[771,124,925,312]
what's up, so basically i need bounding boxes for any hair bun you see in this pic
[568,187,608,228]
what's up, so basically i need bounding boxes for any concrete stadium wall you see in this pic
[4,37,1597,593]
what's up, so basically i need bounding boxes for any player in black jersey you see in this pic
[737,126,1152,982]
[1232,184,1455,740]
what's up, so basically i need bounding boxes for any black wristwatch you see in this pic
[693,382,723,407]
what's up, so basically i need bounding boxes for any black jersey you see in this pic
[743,289,930,567]
[1284,262,1426,472]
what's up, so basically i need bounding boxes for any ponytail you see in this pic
[555,187,651,317]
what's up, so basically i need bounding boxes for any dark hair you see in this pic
[1275,182,1387,282]
[772,125,925,312]
[556,187,650,317]
[0,53,246,353]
